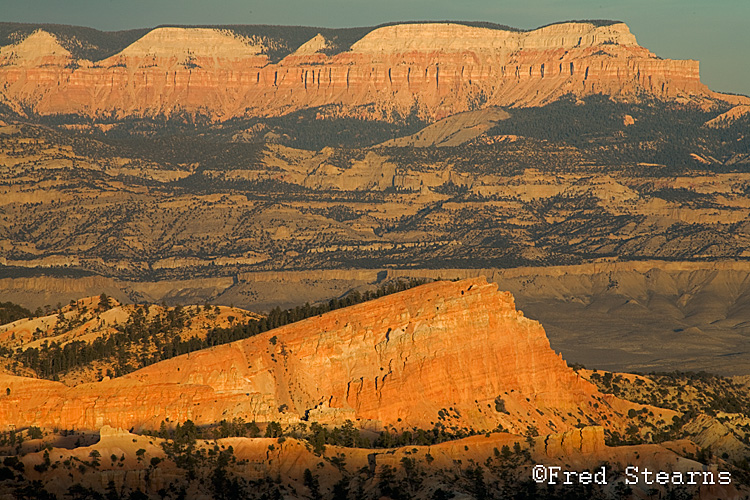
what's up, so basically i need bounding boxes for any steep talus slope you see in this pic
[0,21,743,121]
[0,278,646,434]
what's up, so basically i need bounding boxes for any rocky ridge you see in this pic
[0,280,746,498]
[5,261,750,375]
[0,278,652,435]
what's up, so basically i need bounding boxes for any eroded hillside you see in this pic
[1,97,749,280]
[0,280,747,499]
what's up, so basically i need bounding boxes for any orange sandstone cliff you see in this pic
[0,22,744,122]
[0,278,651,434]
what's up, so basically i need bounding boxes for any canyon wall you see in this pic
[0,22,740,121]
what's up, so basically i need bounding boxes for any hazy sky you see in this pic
[2,0,748,96]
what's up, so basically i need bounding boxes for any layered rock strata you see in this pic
[0,22,743,121]
[0,278,647,433]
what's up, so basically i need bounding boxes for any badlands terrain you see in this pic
[0,279,749,499]
[0,18,749,498]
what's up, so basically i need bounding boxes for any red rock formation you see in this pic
[0,278,654,434]
[17,427,747,500]
[0,23,744,122]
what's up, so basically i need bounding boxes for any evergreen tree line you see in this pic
[14,279,429,380]
[0,301,32,326]
[146,417,481,454]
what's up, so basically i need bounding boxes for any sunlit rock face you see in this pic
[0,22,741,122]
[0,278,649,435]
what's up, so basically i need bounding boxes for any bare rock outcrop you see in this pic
[0,278,640,434]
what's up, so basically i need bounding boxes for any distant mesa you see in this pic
[0,20,746,121]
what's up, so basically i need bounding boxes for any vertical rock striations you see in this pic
[0,22,743,121]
